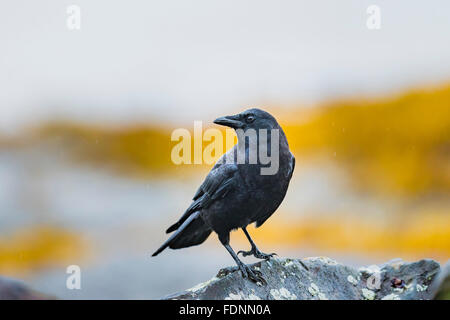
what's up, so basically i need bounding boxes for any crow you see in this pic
[152,108,295,283]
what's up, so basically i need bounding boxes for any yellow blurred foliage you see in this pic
[238,210,450,262]
[33,122,175,177]
[0,226,86,277]
[283,84,450,196]
[26,83,450,196]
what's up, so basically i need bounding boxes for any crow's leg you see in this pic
[218,233,266,285]
[237,227,277,260]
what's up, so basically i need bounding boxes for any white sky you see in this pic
[1,0,450,131]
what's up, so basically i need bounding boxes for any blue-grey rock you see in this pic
[164,257,447,300]
[430,260,450,300]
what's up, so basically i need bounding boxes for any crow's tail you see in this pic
[152,211,212,257]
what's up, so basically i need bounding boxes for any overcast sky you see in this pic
[1,0,450,131]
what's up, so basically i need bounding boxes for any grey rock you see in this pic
[164,256,448,300]
[0,276,55,300]
[429,260,450,300]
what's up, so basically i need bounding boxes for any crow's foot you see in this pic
[237,247,276,260]
[238,264,267,285]
[218,264,267,285]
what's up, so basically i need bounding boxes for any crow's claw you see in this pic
[238,248,277,260]
[255,252,277,260]
[237,249,253,257]
[239,264,267,285]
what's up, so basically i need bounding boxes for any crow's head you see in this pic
[213,108,279,131]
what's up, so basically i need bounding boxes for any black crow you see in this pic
[152,108,295,283]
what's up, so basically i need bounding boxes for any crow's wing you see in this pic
[166,163,238,233]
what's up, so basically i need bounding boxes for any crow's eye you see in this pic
[245,115,255,123]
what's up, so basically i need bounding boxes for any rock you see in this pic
[164,256,449,300]
[429,260,450,300]
[0,276,55,300]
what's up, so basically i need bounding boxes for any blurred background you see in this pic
[0,0,449,299]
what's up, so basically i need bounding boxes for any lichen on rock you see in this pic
[163,257,447,300]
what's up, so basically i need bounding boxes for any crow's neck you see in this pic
[235,127,288,149]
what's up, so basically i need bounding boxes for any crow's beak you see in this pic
[213,114,243,129]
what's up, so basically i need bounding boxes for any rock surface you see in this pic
[429,260,450,300]
[164,257,449,300]
[0,276,54,300]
